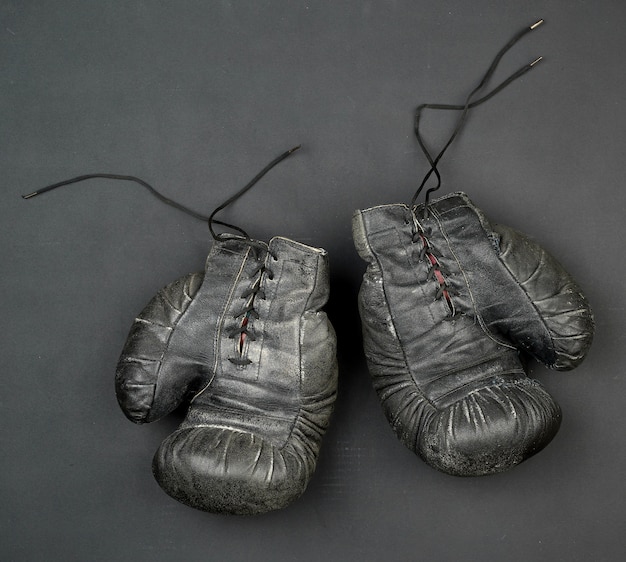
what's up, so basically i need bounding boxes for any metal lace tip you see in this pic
[288,145,302,154]
[22,191,38,199]
[530,56,543,67]
[530,19,544,30]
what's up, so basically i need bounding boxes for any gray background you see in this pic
[2,1,624,560]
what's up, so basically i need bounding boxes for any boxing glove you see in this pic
[353,192,593,476]
[116,235,338,514]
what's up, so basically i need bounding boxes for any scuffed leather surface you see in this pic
[116,236,338,514]
[352,192,594,476]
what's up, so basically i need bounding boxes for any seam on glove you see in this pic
[430,206,517,352]
[356,211,437,410]
[193,249,250,401]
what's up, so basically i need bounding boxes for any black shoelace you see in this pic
[410,19,544,216]
[207,145,300,242]
[22,146,300,238]
[407,19,545,317]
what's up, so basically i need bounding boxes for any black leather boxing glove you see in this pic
[116,235,338,514]
[352,192,593,476]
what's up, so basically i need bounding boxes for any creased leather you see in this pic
[115,236,338,514]
[353,192,594,476]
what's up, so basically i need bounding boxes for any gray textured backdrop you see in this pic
[2,1,624,561]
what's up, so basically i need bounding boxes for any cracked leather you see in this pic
[115,235,338,514]
[353,192,594,476]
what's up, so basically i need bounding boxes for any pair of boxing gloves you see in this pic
[115,190,594,515]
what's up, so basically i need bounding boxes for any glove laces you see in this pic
[410,19,545,218]
[407,19,545,318]
[22,145,301,244]
[201,146,301,366]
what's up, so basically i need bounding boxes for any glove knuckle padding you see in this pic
[117,237,337,514]
[353,192,591,476]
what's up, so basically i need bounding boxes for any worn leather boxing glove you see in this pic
[353,192,593,476]
[21,146,336,513]
[116,235,337,514]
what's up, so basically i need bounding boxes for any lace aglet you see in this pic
[530,56,543,67]
[530,19,544,30]
[288,145,302,154]
[22,191,39,199]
